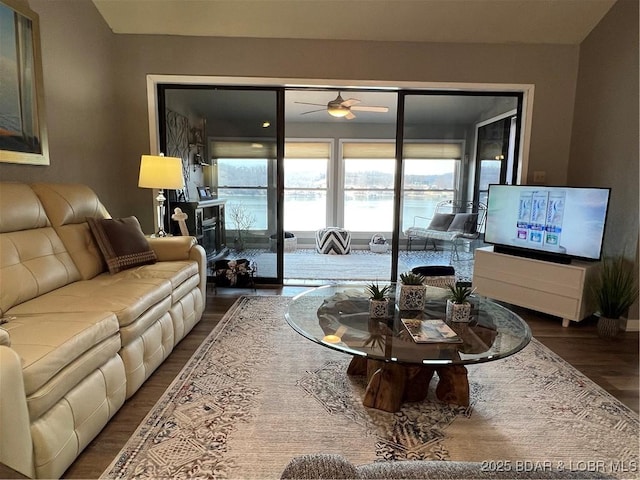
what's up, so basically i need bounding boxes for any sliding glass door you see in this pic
[157,85,524,285]
[396,92,521,279]
[159,86,283,283]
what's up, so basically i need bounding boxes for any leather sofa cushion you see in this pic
[8,274,172,329]
[87,216,157,274]
[31,183,111,280]
[0,182,50,233]
[2,311,119,396]
[0,228,81,314]
[120,260,199,290]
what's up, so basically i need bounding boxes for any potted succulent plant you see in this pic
[366,282,391,319]
[446,284,475,322]
[398,271,427,310]
[592,254,639,338]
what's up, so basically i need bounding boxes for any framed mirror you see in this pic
[0,0,49,165]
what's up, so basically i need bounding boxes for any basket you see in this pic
[369,234,389,253]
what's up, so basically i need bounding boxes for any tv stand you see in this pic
[473,246,600,327]
[493,245,572,264]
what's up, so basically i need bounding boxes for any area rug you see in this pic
[102,296,639,479]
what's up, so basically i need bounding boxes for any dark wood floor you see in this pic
[2,286,637,479]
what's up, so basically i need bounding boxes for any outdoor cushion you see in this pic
[426,213,456,231]
[447,213,478,234]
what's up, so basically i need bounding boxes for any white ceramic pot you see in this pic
[399,284,427,311]
[446,299,471,322]
[369,298,389,319]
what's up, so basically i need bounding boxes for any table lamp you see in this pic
[138,154,184,237]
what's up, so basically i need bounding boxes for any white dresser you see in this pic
[472,246,600,326]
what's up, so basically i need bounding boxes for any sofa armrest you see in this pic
[0,346,35,478]
[147,236,208,302]
[147,236,198,261]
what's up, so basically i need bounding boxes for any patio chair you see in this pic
[404,200,487,262]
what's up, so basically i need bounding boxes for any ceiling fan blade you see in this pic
[351,105,389,113]
[345,111,356,120]
[300,109,326,115]
[294,101,326,107]
[341,98,361,107]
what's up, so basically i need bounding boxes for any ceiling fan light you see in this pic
[327,105,349,117]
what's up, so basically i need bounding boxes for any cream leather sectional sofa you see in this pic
[0,182,207,478]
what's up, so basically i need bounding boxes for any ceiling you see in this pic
[92,0,616,45]
[165,88,519,128]
[109,0,614,127]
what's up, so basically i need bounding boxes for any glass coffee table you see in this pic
[285,284,531,412]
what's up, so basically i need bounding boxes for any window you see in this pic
[284,141,331,231]
[212,141,276,231]
[342,141,463,233]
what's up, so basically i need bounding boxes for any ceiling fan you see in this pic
[295,92,389,119]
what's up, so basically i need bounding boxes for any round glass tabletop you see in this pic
[285,283,532,366]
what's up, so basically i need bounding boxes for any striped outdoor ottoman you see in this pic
[315,227,351,254]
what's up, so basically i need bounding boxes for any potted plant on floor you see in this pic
[592,254,639,338]
[366,282,391,319]
[398,271,426,310]
[446,284,475,322]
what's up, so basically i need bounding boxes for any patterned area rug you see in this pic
[102,296,639,479]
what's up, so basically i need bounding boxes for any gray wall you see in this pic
[568,0,639,259]
[0,0,131,215]
[1,0,635,253]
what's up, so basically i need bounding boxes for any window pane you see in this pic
[284,190,327,230]
[218,188,267,230]
[402,191,455,232]
[284,158,327,188]
[403,159,458,190]
[479,160,502,190]
[218,159,268,187]
[344,159,395,189]
[344,191,395,231]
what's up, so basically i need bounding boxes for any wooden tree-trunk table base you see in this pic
[348,356,469,412]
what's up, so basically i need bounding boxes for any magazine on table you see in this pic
[401,318,463,343]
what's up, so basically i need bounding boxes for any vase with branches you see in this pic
[228,204,255,252]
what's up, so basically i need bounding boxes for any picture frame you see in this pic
[197,186,214,200]
[0,0,49,165]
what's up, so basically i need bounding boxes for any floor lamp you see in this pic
[138,154,184,237]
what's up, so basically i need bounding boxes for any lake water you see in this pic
[224,193,450,232]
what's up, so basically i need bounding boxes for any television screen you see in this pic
[485,185,610,261]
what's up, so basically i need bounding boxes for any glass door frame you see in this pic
[146,75,534,286]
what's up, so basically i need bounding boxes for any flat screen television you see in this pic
[484,185,611,263]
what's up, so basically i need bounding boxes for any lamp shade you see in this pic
[138,155,184,189]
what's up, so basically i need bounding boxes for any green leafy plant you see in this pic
[448,284,475,304]
[593,255,639,319]
[366,282,391,300]
[399,271,425,285]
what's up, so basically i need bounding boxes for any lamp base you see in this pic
[155,189,168,238]
[151,230,170,238]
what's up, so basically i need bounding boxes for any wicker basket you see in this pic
[369,234,389,253]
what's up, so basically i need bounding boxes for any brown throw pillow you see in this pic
[87,216,157,274]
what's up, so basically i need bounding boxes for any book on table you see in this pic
[401,318,463,343]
